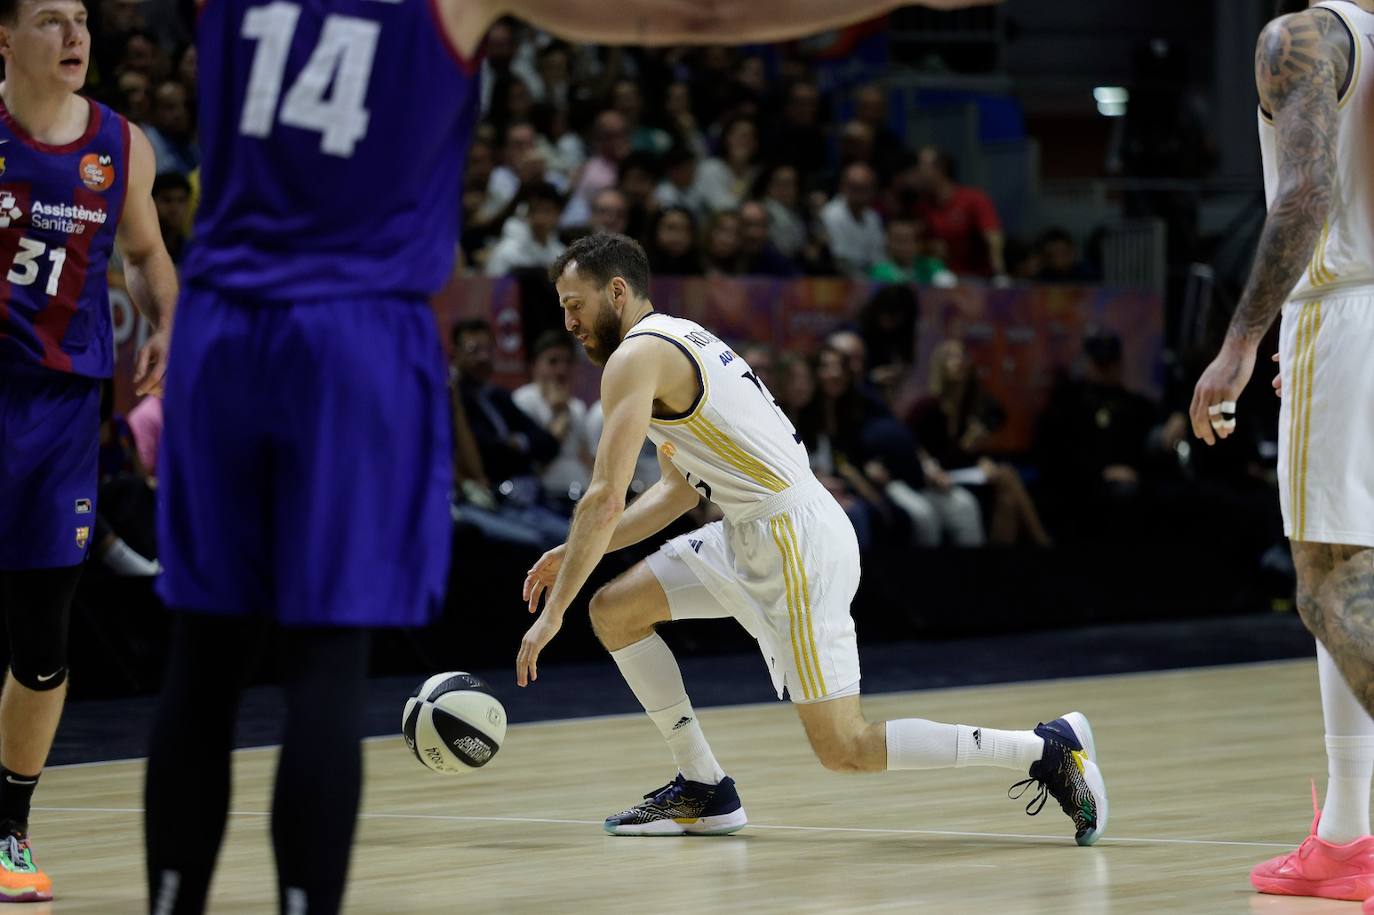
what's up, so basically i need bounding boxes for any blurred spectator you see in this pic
[616,152,659,240]
[530,103,584,178]
[738,201,799,277]
[1005,237,1042,282]
[487,123,565,218]
[663,81,709,159]
[95,383,159,576]
[1036,330,1158,542]
[485,182,567,276]
[531,41,573,109]
[174,43,196,95]
[837,120,876,174]
[820,163,885,278]
[152,172,191,264]
[1036,227,1094,282]
[766,81,827,181]
[910,341,1052,546]
[512,331,596,503]
[589,187,629,236]
[857,285,918,394]
[144,80,198,176]
[912,146,1004,278]
[756,163,807,259]
[693,116,761,214]
[563,110,630,226]
[853,83,905,182]
[740,343,779,393]
[703,210,744,276]
[117,30,162,79]
[479,20,540,116]
[654,144,707,218]
[451,320,568,545]
[115,70,151,122]
[826,329,890,413]
[646,206,703,275]
[777,351,816,422]
[127,394,162,478]
[612,79,673,156]
[869,217,955,286]
[488,74,537,135]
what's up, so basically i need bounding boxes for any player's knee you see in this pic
[588,585,627,644]
[4,572,73,692]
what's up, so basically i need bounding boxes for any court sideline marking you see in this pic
[29,805,1293,850]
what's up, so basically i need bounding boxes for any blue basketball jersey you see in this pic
[183,0,481,300]
[0,99,129,378]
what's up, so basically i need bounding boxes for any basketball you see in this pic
[401,672,507,775]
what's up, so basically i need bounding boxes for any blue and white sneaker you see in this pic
[604,774,748,836]
[1008,711,1108,846]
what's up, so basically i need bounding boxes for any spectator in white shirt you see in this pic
[512,331,596,502]
[691,116,761,214]
[820,162,885,277]
[485,182,567,276]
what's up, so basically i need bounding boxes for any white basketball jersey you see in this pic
[1259,0,1374,300]
[626,313,810,522]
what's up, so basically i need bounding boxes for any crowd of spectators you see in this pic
[88,14,1281,595]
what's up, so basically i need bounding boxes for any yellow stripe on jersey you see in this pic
[686,417,789,493]
[1298,300,1322,539]
[783,514,826,698]
[770,518,816,701]
[1309,222,1335,288]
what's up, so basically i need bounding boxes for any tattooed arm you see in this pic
[1190,8,1350,444]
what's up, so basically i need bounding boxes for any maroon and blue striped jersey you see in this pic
[0,98,129,378]
[183,0,482,300]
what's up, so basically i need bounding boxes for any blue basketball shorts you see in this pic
[0,365,100,570]
[156,287,454,627]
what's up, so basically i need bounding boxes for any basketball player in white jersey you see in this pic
[516,233,1108,843]
[1192,0,1374,902]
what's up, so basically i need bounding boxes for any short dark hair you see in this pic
[529,329,575,362]
[152,172,191,198]
[452,318,493,347]
[619,151,660,182]
[548,233,651,297]
[520,180,565,209]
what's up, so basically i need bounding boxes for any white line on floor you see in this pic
[29,805,1292,849]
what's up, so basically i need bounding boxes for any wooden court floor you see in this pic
[26,658,1364,913]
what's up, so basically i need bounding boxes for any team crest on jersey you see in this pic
[78,153,114,192]
[74,526,89,549]
[0,192,21,228]
[0,158,7,177]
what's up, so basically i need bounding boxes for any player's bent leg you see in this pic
[601,555,745,836]
[794,695,886,773]
[587,560,672,652]
[1251,542,1374,901]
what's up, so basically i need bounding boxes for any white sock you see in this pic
[885,719,957,769]
[609,634,725,785]
[101,537,161,577]
[954,724,1044,771]
[884,720,1042,771]
[1316,641,1374,842]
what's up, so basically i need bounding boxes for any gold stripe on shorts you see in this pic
[1298,300,1322,539]
[770,517,816,700]
[1286,303,1308,537]
[783,514,826,697]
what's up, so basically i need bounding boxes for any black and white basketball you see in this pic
[401,672,507,775]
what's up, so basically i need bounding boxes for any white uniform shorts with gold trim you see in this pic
[1279,291,1374,546]
[645,479,862,703]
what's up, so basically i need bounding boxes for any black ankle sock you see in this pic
[0,768,40,837]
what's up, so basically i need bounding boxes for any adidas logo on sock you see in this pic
[972,728,982,749]
[672,716,694,730]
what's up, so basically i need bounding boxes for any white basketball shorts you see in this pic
[646,479,862,703]
[1279,292,1374,546]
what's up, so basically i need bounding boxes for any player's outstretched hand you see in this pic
[517,612,562,687]
[1189,342,1256,446]
[523,544,566,613]
[134,326,171,397]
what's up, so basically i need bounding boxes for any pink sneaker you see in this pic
[1253,786,1374,901]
